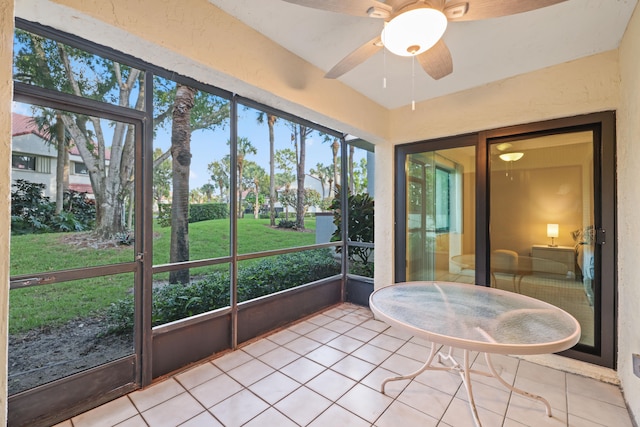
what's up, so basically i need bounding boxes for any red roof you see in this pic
[12,112,48,139]
[68,183,94,194]
[12,112,110,160]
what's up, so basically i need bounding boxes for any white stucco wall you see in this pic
[0,0,13,424]
[388,50,620,144]
[617,2,640,421]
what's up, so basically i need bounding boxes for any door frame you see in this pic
[395,111,617,368]
[9,88,147,427]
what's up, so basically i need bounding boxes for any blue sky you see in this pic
[14,99,366,195]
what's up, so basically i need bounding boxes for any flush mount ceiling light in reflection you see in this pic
[499,152,524,162]
[499,152,523,180]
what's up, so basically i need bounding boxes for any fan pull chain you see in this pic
[383,46,387,89]
[382,24,388,89]
[411,56,416,111]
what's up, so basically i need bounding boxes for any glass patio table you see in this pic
[369,281,581,427]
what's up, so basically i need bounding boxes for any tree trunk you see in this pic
[296,126,306,230]
[253,178,260,219]
[218,179,225,201]
[331,139,339,191]
[349,144,355,194]
[284,183,290,220]
[237,156,244,218]
[57,49,140,239]
[268,114,277,226]
[54,115,66,214]
[169,84,196,285]
[127,184,134,230]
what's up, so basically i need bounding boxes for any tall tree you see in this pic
[352,157,368,194]
[228,137,257,218]
[200,183,215,202]
[31,111,71,214]
[309,162,328,199]
[152,147,172,207]
[14,30,141,238]
[257,112,278,226]
[153,80,229,284]
[348,144,355,194]
[207,158,230,202]
[324,165,335,198]
[242,161,268,219]
[275,148,296,220]
[287,123,314,230]
[169,85,197,284]
[331,139,340,190]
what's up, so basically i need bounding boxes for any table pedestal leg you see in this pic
[484,353,552,417]
[380,345,555,427]
[380,342,438,393]
[439,348,483,426]
[462,349,482,427]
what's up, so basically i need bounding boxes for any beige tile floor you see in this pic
[55,304,634,427]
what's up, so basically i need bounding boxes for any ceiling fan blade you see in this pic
[281,0,392,18]
[325,35,383,79]
[384,0,418,10]
[417,39,453,80]
[446,0,568,21]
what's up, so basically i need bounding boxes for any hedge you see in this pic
[157,203,229,227]
[106,248,340,333]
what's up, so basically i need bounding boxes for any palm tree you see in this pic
[257,112,278,226]
[207,159,229,202]
[153,147,172,206]
[32,111,71,214]
[200,183,215,202]
[275,148,296,220]
[228,137,257,218]
[243,161,267,219]
[309,162,328,199]
[331,139,340,190]
[170,84,197,284]
[324,165,335,198]
[349,144,355,194]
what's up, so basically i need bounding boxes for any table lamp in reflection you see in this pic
[547,223,559,247]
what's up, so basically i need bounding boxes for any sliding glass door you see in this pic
[397,136,477,284]
[489,131,595,347]
[396,112,616,368]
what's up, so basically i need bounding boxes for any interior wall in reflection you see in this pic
[490,135,593,255]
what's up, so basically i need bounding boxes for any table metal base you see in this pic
[380,345,552,427]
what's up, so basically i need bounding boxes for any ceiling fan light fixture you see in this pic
[381,8,448,57]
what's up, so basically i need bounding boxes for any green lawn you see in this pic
[9,217,318,333]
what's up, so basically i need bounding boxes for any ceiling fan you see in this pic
[281,0,569,80]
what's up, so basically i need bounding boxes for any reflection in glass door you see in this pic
[404,146,476,283]
[397,113,615,367]
[489,131,595,347]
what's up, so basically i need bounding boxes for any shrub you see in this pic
[189,203,229,223]
[330,186,374,276]
[10,179,95,234]
[277,219,296,229]
[157,203,229,227]
[237,249,340,301]
[157,203,171,227]
[105,249,340,333]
